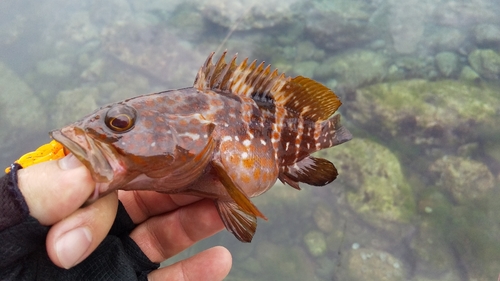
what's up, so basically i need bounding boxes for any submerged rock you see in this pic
[314,50,389,88]
[429,156,495,204]
[0,61,47,163]
[102,23,204,89]
[425,27,466,52]
[459,66,481,83]
[304,0,378,51]
[389,0,424,54]
[346,79,500,154]
[199,0,300,30]
[433,0,497,28]
[410,220,459,277]
[250,241,316,280]
[393,56,436,80]
[36,58,73,78]
[468,49,500,80]
[435,52,459,77]
[51,87,99,128]
[326,138,415,228]
[303,231,327,257]
[313,203,335,233]
[344,247,406,281]
[474,23,500,46]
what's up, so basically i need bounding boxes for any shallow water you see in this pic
[1,0,500,280]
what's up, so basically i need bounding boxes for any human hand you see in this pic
[17,153,232,280]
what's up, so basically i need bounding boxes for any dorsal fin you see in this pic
[193,51,342,121]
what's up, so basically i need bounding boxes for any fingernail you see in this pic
[55,227,92,269]
[59,154,83,170]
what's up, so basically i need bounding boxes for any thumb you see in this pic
[17,153,95,225]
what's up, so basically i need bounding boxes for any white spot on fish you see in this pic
[241,152,249,159]
[178,132,200,141]
[151,142,156,147]
[222,136,233,142]
[235,135,240,141]
[260,139,267,145]
[243,139,251,147]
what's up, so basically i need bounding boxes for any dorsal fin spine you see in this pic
[249,62,269,95]
[195,52,342,121]
[210,51,227,87]
[231,58,249,94]
[262,69,280,93]
[233,59,257,97]
[214,54,236,91]
[223,56,238,90]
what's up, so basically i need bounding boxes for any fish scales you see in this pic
[49,52,352,242]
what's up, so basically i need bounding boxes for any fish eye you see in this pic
[104,105,137,132]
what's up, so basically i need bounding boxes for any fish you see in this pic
[49,52,352,242]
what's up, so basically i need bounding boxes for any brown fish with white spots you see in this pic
[50,52,352,242]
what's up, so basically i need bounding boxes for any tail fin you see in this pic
[317,115,352,150]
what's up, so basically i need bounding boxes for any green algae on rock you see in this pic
[313,203,336,233]
[429,156,495,204]
[303,230,327,257]
[459,66,481,83]
[468,49,500,80]
[327,138,415,227]
[346,79,500,153]
[435,52,459,78]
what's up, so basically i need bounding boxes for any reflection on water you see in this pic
[1,0,500,280]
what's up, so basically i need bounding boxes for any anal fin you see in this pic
[215,200,257,242]
[279,156,338,188]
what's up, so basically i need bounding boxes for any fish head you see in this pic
[50,103,150,192]
[50,95,217,197]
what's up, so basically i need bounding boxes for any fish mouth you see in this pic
[50,127,115,183]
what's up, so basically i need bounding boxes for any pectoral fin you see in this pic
[212,160,267,220]
[279,156,338,188]
[212,160,267,242]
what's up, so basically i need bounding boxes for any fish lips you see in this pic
[50,127,115,183]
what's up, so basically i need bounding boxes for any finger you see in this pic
[46,192,118,269]
[17,154,95,225]
[118,190,203,224]
[148,246,232,281]
[130,199,224,262]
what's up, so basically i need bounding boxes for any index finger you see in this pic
[118,190,204,224]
